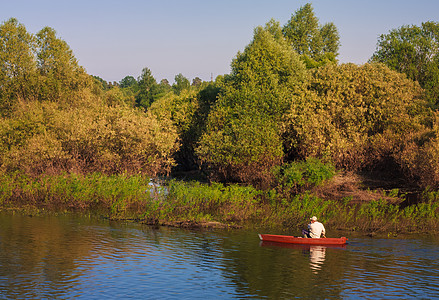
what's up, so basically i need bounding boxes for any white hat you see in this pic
[310,216,317,221]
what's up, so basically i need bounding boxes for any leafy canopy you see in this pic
[282,3,340,66]
[283,63,427,171]
[197,23,308,186]
[0,18,92,114]
[371,21,439,106]
[0,19,180,177]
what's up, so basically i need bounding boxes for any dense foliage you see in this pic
[285,63,428,169]
[0,18,179,177]
[282,3,340,67]
[2,4,439,233]
[1,3,439,193]
[371,21,439,106]
[197,23,308,187]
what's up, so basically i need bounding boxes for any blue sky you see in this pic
[2,0,439,83]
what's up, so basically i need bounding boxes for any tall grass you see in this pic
[1,172,438,233]
[142,180,263,225]
[0,172,152,214]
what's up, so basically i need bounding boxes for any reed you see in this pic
[141,180,263,224]
[1,172,438,233]
[0,172,152,213]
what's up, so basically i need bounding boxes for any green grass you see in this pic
[1,172,438,233]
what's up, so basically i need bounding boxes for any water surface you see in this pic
[0,213,438,299]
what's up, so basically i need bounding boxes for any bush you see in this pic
[284,63,429,173]
[0,98,179,176]
[273,158,335,192]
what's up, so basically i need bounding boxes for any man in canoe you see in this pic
[302,216,326,238]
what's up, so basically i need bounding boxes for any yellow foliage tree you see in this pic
[284,63,429,173]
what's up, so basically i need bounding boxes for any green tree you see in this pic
[93,76,110,90]
[136,67,157,109]
[160,78,170,86]
[119,75,137,88]
[227,24,308,118]
[371,21,439,106]
[282,3,339,66]
[35,26,91,103]
[320,22,340,54]
[197,24,308,186]
[264,18,284,42]
[191,77,202,88]
[172,73,190,95]
[148,81,220,173]
[154,78,172,99]
[0,18,38,114]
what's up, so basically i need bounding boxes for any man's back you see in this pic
[309,221,325,238]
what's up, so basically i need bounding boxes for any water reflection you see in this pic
[309,245,326,273]
[1,213,439,299]
[259,241,346,273]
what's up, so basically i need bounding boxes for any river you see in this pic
[0,212,438,299]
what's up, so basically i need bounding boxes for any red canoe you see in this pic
[258,234,348,245]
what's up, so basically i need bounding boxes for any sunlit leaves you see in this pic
[0,18,92,110]
[371,21,439,106]
[36,26,91,103]
[282,3,340,62]
[148,84,219,171]
[0,99,179,176]
[284,63,427,170]
[0,18,38,113]
[197,25,307,186]
[0,20,179,177]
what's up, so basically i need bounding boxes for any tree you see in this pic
[191,77,202,88]
[172,73,190,95]
[154,78,172,99]
[160,78,170,86]
[0,18,38,114]
[197,24,308,186]
[371,21,439,106]
[119,76,137,88]
[93,76,110,90]
[282,3,339,66]
[35,26,91,102]
[283,63,427,172]
[227,24,308,118]
[0,20,180,177]
[136,67,157,109]
[320,22,340,54]
[148,80,220,173]
[264,18,284,42]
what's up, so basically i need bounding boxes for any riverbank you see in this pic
[1,172,438,234]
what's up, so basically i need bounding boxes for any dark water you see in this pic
[0,213,439,299]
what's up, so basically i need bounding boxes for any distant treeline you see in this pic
[1,3,439,190]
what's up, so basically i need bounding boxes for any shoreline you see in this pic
[1,172,438,235]
[1,208,436,241]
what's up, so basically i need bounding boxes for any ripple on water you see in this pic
[63,226,234,299]
[337,238,439,299]
[1,214,439,299]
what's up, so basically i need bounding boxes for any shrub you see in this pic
[0,99,179,176]
[284,63,429,174]
[273,158,335,192]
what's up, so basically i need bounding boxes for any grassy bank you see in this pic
[1,172,438,234]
